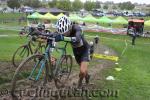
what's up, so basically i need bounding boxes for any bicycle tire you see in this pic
[11,54,48,97]
[12,45,30,67]
[54,55,73,88]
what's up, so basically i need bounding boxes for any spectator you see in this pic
[82,22,86,26]
[131,26,137,45]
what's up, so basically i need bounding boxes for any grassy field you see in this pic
[0,13,26,19]
[0,13,27,27]
[0,29,74,61]
[87,32,150,100]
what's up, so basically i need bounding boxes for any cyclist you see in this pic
[35,24,51,41]
[37,24,51,34]
[55,16,91,87]
[37,24,45,31]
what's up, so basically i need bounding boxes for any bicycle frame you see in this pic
[29,40,69,81]
[23,36,45,55]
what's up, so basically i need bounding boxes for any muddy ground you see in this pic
[0,44,118,100]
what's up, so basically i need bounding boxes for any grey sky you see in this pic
[70,0,150,4]
[100,0,150,4]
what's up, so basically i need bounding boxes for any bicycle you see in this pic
[12,28,46,67]
[11,33,73,97]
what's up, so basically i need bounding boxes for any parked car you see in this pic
[133,12,146,17]
[92,12,105,17]
[113,12,124,16]
[92,9,105,17]
[20,7,34,13]
[126,13,134,17]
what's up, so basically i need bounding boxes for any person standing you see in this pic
[131,26,137,45]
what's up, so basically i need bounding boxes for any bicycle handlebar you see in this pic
[25,27,55,40]
[26,27,70,45]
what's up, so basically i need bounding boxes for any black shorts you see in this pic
[73,46,90,65]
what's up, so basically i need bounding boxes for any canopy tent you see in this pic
[69,14,83,21]
[56,13,65,19]
[82,14,98,23]
[27,12,44,19]
[43,12,57,20]
[145,20,150,26]
[98,16,112,23]
[36,8,67,15]
[128,19,144,23]
[113,16,128,24]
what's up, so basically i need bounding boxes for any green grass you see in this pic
[0,13,27,27]
[0,29,18,35]
[0,29,25,61]
[86,32,150,100]
[0,36,26,61]
[0,29,74,61]
[0,13,26,19]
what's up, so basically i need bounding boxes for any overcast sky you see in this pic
[70,0,150,4]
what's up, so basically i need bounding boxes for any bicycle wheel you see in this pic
[54,55,73,88]
[11,54,49,97]
[12,45,30,67]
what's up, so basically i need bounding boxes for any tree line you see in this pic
[7,0,135,11]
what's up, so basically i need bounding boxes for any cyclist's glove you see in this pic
[54,34,64,42]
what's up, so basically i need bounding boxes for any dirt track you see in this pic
[0,44,118,100]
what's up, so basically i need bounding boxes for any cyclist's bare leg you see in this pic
[78,61,89,87]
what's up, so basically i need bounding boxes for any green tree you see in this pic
[72,0,83,11]
[7,0,20,10]
[95,1,101,9]
[118,2,135,10]
[19,0,24,5]
[112,5,117,10]
[103,4,108,10]
[48,0,58,8]
[84,0,96,11]
[23,0,42,8]
[57,0,72,11]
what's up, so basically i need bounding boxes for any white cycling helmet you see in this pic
[56,15,72,34]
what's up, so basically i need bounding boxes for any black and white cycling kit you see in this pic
[68,25,90,64]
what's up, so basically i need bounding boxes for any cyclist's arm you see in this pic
[63,28,82,43]
[54,34,79,43]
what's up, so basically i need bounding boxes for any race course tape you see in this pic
[93,53,119,61]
